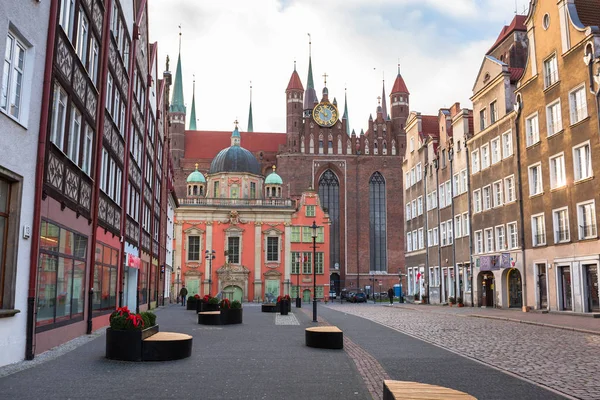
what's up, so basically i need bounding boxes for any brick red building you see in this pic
[170,50,408,294]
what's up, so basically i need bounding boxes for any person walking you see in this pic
[388,287,394,305]
[180,285,188,306]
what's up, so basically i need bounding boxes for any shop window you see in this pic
[92,243,119,311]
[37,221,87,328]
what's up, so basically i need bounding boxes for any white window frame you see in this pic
[432,227,439,246]
[549,152,566,190]
[406,203,411,221]
[502,130,513,158]
[454,215,462,238]
[491,137,500,165]
[479,108,487,130]
[59,0,76,41]
[507,222,518,249]
[490,100,498,124]
[492,180,503,208]
[484,228,494,253]
[407,231,412,252]
[577,200,597,240]
[495,225,505,252]
[481,143,490,170]
[473,189,481,213]
[532,213,546,247]
[76,10,89,62]
[462,212,470,236]
[471,149,480,174]
[573,141,592,182]
[528,163,543,196]
[1,32,28,122]
[475,230,483,254]
[553,207,570,243]
[417,196,423,216]
[504,175,516,203]
[81,123,93,175]
[526,113,540,147]
[543,54,558,88]
[546,99,563,137]
[50,83,68,151]
[67,104,82,165]
[569,84,588,125]
[418,228,424,249]
[482,185,491,211]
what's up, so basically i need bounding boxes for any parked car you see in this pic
[349,292,367,303]
[329,291,336,299]
[340,289,351,301]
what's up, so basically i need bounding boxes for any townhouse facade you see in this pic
[0,0,52,368]
[468,15,528,309]
[515,0,600,313]
[8,0,176,363]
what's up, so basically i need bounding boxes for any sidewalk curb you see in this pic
[466,314,600,336]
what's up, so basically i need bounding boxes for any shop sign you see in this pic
[127,253,141,269]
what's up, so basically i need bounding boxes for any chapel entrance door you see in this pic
[302,289,311,303]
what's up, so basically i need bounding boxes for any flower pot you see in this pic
[279,300,289,315]
[106,325,159,361]
[204,303,220,312]
[457,304,464,308]
[187,300,197,310]
[221,308,243,325]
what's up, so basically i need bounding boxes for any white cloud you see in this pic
[148,0,530,133]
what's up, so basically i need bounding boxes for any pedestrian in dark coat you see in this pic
[388,287,394,305]
[180,285,188,306]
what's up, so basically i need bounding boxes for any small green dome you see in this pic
[187,165,206,183]
[265,166,283,185]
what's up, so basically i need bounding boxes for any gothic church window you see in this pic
[369,172,387,272]
[337,136,342,155]
[309,135,314,154]
[365,139,370,155]
[319,133,324,154]
[374,141,379,155]
[392,140,396,156]
[347,140,352,155]
[301,136,305,153]
[383,141,387,155]
[318,170,340,272]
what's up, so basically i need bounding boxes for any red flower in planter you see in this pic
[127,313,144,328]
[116,306,130,316]
[194,294,200,299]
[220,298,231,309]
[203,295,211,303]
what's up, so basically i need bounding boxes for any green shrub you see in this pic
[449,296,456,304]
[208,297,219,305]
[141,311,157,327]
[231,300,242,309]
[188,296,196,303]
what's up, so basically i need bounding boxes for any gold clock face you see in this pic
[313,102,339,128]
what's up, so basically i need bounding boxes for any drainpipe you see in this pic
[513,100,526,310]
[26,0,59,361]
[423,161,429,304]
[465,144,474,307]
[449,146,459,304]
[87,0,114,335]
[355,155,360,291]
[435,157,442,304]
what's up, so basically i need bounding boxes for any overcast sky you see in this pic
[147,0,530,134]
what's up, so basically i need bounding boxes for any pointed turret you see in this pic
[303,35,318,116]
[189,77,197,130]
[343,89,349,135]
[248,83,254,133]
[170,52,186,114]
[286,62,304,152]
[381,80,388,118]
[390,63,410,133]
[231,120,241,147]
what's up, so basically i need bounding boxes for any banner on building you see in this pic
[127,253,141,269]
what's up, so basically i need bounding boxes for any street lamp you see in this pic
[311,220,319,322]
[295,253,301,308]
[205,249,216,297]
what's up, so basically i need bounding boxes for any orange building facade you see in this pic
[173,127,330,302]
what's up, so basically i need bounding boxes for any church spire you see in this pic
[189,76,197,130]
[381,75,388,119]
[343,87,350,135]
[247,82,254,133]
[170,25,186,114]
[303,33,318,113]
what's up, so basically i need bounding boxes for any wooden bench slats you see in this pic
[306,326,342,333]
[198,311,220,315]
[144,332,192,341]
[383,380,476,400]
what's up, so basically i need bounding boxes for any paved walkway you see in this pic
[0,303,573,400]
[327,302,599,400]
[394,303,600,334]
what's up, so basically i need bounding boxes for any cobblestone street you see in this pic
[326,303,600,400]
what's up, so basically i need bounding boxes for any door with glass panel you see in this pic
[559,266,572,311]
[584,265,599,312]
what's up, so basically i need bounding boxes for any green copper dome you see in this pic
[265,166,283,185]
[187,165,206,183]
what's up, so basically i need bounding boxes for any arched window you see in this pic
[374,141,379,155]
[193,185,198,196]
[369,172,387,272]
[301,135,305,153]
[364,139,370,155]
[309,134,314,154]
[391,140,397,156]
[319,133,324,154]
[337,136,343,154]
[318,170,340,272]
[382,141,387,155]
[328,134,333,154]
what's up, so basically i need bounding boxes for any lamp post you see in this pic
[205,250,216,297]
[311,220,318,322]
[176,266,181,304]
[296,253,301,308]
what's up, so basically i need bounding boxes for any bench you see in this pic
[261,303,277,313]
[142,332,193,361]
[198,311,221,325]
[383,380,476,400]
[305,326,343,349]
